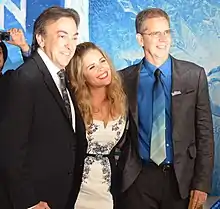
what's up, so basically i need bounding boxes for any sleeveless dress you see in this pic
[75,116,126,209]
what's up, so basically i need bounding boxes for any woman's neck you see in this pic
[90,87,112,125]
[90,87,107,107]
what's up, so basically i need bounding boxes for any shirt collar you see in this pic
[37,48,61,78]
[142,56,172,77]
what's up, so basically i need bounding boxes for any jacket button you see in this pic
[70,144,76,151]
[68,171,73,175]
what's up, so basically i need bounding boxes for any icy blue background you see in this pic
[1,0,220,195]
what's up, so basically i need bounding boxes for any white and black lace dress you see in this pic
[75,116,126,209]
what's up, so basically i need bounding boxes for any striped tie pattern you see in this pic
[150,69,166,165]
[57,70,72,124]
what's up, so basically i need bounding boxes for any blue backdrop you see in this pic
[1,0,220,195]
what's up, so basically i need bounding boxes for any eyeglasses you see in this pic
[140,29,172,38]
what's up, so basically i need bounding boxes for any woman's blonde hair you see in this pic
[66,42,127,127]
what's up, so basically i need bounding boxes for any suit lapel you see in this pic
[66,80,82,130]
[32,52,70,124]
[171,57,190,142]
[66,80,88,157]
[126,61,143,128]
[171,57,184,98]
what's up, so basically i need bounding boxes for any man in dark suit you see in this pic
[119,8,214,209]
[0,6,87,209]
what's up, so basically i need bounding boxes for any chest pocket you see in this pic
[188,144,197,159]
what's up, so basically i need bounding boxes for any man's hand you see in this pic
[188,190,207,209]
[6,28,30,53]
[28,201,51,209]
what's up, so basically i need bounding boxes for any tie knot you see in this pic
[57,69,67,89]
[57,69,66,80]
[154,69,161,78]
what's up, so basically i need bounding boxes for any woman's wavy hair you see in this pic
[66,42,127,127]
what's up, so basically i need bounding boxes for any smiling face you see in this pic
[81,49,112,89]
[136,17,171,66]
[36,17,78,69]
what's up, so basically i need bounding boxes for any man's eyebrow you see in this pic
[57,30,68,34]
[57,30,79,37]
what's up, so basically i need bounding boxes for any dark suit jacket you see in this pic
[0,52,87,209]
[115,110,142,194]
[118,56,214,199]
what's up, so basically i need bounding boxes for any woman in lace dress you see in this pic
[67,42,141,209]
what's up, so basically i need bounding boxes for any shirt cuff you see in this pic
[21,47,31,57]
[27,203,38,209]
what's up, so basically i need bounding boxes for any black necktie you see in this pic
[57,70,72,124]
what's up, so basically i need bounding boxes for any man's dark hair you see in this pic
[135,8,170,33]
[31,6,80,53]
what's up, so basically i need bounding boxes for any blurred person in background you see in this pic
[0,27,30,76]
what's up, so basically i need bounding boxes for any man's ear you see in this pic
[36,34,45,48]
[136,33,144,47]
